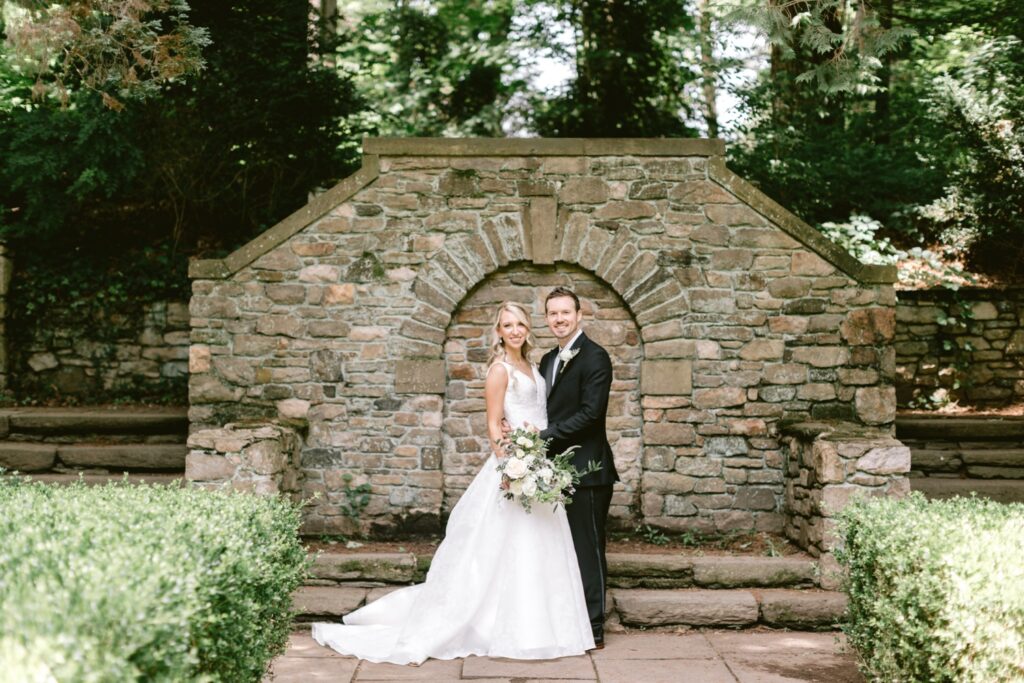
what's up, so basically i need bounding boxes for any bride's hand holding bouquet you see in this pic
[495,427,600,513]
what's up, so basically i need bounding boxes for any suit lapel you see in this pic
[547,333,587,402]
[541,349,557,397]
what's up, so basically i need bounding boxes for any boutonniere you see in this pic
[557,347,580,374]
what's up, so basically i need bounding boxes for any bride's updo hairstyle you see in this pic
[487,301,536,367]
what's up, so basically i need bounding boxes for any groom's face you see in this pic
[545,295,582,344]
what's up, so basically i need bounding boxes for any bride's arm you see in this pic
[484,363,509,459]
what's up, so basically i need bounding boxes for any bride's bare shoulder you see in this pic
[485,361,510,380]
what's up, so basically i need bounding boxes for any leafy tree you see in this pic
[336,0,521,136]
[2,0,209,107]
[530,0,700,137]
[727,0,1023,281]
[727,0,914,98]
[1,0,363,253]
[919,23,1024,276]
[0,1,364,401]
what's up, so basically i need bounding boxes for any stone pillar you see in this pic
[186,422,303,499]
[782,421,910,588]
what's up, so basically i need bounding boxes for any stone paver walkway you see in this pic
[266,630,862,682]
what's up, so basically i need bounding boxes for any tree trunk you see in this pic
[874,0,894,142]
[698,0,719,138]
[769,0,845,127]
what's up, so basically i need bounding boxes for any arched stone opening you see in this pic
[441,263,643,529]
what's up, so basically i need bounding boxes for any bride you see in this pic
[312,301,594,665]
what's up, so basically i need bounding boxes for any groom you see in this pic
[538,287,619,649]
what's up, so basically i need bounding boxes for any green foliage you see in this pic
[920,30,1024,277]
[819,214,973,289]
[725,0,915,94]
[728,85,946,236]
[530,0,700,137]
[0,478,309,681]
[2,0,209,107]
[0,1,364,404]
[1,0,363,252]
[836,493,1024,682]
[729,0,1022,281]
[634,523,670,546]
[337,0,520,136]
[340,472,372,521]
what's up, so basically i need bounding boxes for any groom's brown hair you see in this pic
[545,286,580,312]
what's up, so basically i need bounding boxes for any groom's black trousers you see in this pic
[566,484,613,639]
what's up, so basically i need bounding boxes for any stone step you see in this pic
[306,551,820,589]
[1,407,188,438]
[0,443,186,473]
[897,416,1024,441]
[2,472,184,486]
[0,442,57,472]
[58,444,186,470]
[910,447,1024,476]
[613,588,846,630]
[911,477,1024,504]
[292,585,845,631]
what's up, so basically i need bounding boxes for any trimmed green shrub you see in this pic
[0,478,308,682]
[836,493,1024,683]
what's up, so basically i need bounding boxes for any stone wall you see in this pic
[12,301,190,399]
[896,288,1024,407]
[187,138,898,536]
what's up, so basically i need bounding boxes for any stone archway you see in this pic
[441,263,643,529]
[187,138,899,537]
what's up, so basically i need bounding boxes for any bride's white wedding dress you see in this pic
[312,361,594,665]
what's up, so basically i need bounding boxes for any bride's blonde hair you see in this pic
[487,302,536,367]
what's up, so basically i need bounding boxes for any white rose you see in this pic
[521,477,537,497]
[509,479,524,496]
[537,467,553,484]
[524,454,536,467]
[504,457,528,479]
[515,448,526,458]
[515,436,533,448]
[558,346,578,363]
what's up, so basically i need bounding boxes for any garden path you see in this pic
[266,630,861,682]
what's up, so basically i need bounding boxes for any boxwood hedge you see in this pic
[836,492,1024,683]
[0,477,308,682]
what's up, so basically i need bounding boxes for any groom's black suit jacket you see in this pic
[538,332,619,488]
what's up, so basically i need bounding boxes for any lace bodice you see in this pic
[493,361,547,431]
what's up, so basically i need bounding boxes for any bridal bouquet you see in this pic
[496,428,600,513]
